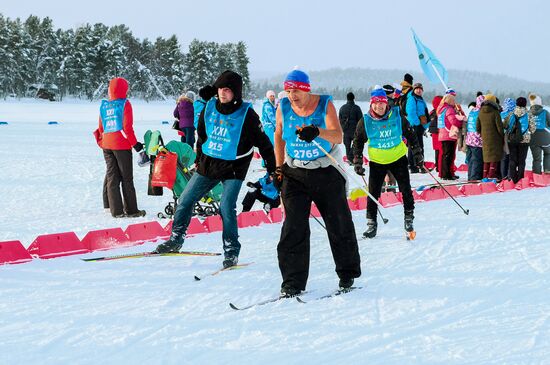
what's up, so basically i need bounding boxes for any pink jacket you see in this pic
[438,103,463,142]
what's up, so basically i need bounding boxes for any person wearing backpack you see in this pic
[528,94,550,174]
[503,97,536,183]
[476,94,504,179]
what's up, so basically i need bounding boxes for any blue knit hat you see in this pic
[370,86,388,104]
[283,69,311,92]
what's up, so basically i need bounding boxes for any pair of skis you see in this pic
[81,250,221,262]
[229,286,362,311]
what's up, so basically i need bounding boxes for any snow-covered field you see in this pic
[1,98,550,364]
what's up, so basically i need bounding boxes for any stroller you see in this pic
[143,130,222,219]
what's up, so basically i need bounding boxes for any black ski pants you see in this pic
[343,132,355,162]
[367,155,415,220]
[103,149,139,217]
[440,140,457,179]
[508,143,529,183]
[407,125,425,172]
[278,164,361,291]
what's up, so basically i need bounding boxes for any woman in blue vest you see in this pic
[273,69,361,297]
[262,90,277,145]
[528,94,550,174]
[193,85,215,130]
[503,97,536,183]
[465,95,485,181]
[353,87,423,239]
[153,70,276,269]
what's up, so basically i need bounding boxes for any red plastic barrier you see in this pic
[532,173,549,187]
[311,204,322,217]
[253,152,261,159]
[515,177,531,190]
[421,187,447,201]
[497,179,516,191]
[81,228,133,252]
[456,164,468,172]
[347,199,358,211]
[480,182,498,194]
[379,192,401,207]
[28,232,89,259]
[164,218,207,236]
[125,221,169,243]
[238,210,271,228]
[412,190,424,202]
[354,197,367,210]
[203,215,223,232]
[0,240,33,265]
[424,161,436,170]
[460,184,482,196]
[442,185,464,197]
[524,170,534,181]
[269,207,284,223]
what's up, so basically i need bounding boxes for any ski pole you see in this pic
[311,140,387,212]
[421,164,470,215]
[310,213,327,230]
[360,175,389,224]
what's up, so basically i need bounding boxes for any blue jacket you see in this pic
[406,92,428,127]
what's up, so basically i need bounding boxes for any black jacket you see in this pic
[352,107,420,161]
[338,101,363,135]
[195,99,276,180]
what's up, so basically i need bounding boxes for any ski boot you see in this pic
[339,278,354,292]
[126,209,146,218]
[280,285,302,298]
[404,210,416,240]
[152,236,183,253]
[222,255,238,269]
[362,218,377,239]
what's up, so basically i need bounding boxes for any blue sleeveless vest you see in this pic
[281,95,332,161]
[193,100,206,129]
[259,174,279,200]
[261,100,276,128]
[467,110,479,133]
[533,110,547,130]
[201,99,251,160]
[100,99,126,133]
[508,113,529,134]
[437,107,447,129]
[364,107,403,149]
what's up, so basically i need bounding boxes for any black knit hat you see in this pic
[382,84,395,95]
[346,92,355,101]
[516,97,527,108]
[213,70,243,101]
[404,73,414,85]
[199,85,216,101]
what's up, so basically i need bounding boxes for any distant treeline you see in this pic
[0,13,251,101]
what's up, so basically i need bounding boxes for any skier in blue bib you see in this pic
[528,94,550,174]
[153,71,276,269]
[273,69,361,297]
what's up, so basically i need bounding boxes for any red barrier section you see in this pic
[443,185,464,197]
[363,156,369,165]
[412,190,424,202]
[354,197,367,210]
[524,170,534,181]
[421,188,447,201]
[269,207,284,223]
[164,218,206,236]
[515,177,531,190]
[424,161,436,170]
[238,210,271,228]
[124,221,168,243]
[347,199,357,211]
[0,240,33,265]
[28,232,89,259]
[480,182,498,194]
[396,192,403,202]
[253,152,261,159]
[81,228,133,252]
[532,174,549,187]
[456,164,468,172]
[379,192,401,207]
[203,215,223,232]
[460,184,482,196]
[311,204,322,217]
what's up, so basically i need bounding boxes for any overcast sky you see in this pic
[3,0,550,82]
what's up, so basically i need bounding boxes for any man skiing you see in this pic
[353,86,424,240]
[153,70,276,269]
[273,69,361,298]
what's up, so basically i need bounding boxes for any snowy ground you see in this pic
[1,99,549,364]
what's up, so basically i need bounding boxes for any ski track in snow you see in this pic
[1,99,550,364]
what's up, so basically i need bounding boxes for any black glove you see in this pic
[295,125,320,143]
[353,157,365,176]
[411,146,424,168]
[271,166,284,191]
[199,85,217,100]
[133,142,144,152]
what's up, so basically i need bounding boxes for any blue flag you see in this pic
[411,29,448,87]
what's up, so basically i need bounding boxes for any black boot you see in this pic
[152,236,183,253]
[363,218,377,239]
[404,210,414,232]
[222,255,238,269]
[339,278,354,290]
[280,285,302,298]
